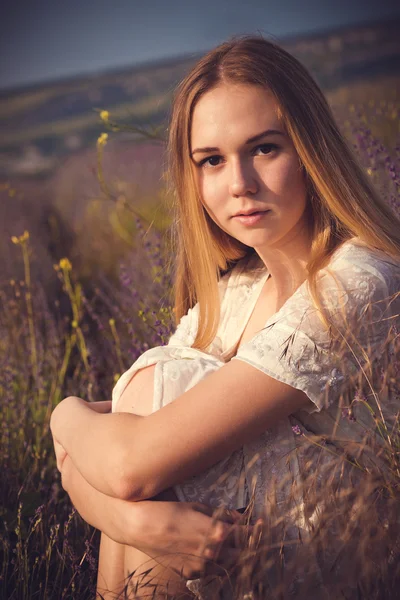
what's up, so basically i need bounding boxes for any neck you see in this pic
[256,223,312,302]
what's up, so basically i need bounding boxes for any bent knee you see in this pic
[114,364,156,415]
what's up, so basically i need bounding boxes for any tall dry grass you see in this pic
[0,82,399,599]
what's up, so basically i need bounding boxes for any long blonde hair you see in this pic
[166,35,400,351]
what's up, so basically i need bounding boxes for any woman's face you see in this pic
[190,83,309,251]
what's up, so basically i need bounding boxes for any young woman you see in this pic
[51,35,400,599]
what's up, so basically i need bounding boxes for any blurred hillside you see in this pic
[0,17,399,293]
[0,17,399,180]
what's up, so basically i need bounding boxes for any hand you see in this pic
[127,500,255,580]
[50,399,110,474]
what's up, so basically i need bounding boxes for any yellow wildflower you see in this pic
[100,110,109,123]
[11,230,29,244]
[97,132,108,147]
[59,257,72,271]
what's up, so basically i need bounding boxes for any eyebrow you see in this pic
[190,129,285,156]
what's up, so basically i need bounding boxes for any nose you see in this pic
[228,159,258,197]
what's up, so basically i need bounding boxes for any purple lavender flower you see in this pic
[291,425,302,435]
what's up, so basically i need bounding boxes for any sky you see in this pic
[1,0,400,91]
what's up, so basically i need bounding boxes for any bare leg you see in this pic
[123,488,194,599]
[97,532,126,599]
[97,490,193,599]
[97,366,193,599]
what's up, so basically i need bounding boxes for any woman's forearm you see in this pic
[51,396,144,498]
[63,455,241,583]
[61,454,145,546]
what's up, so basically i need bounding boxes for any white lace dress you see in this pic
[112,238,399,597]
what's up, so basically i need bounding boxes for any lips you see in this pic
[233,209,270,217]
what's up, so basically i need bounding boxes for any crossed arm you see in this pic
[50,358,312,503]
[61,452,138,544]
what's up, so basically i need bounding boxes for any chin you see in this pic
[237,233,273,248]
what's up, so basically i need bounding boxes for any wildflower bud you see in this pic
[59,258,72,271]
[97,132,108,147]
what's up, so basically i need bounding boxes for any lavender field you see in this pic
[1,39,400,600]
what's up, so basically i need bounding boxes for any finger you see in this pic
[207,511,247,548]
[194,504,241,523]
[199,520,229,564]
[212,507,243,524]
[191,502,215,518]
[206,519,230,547]
[203,522,245,562]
